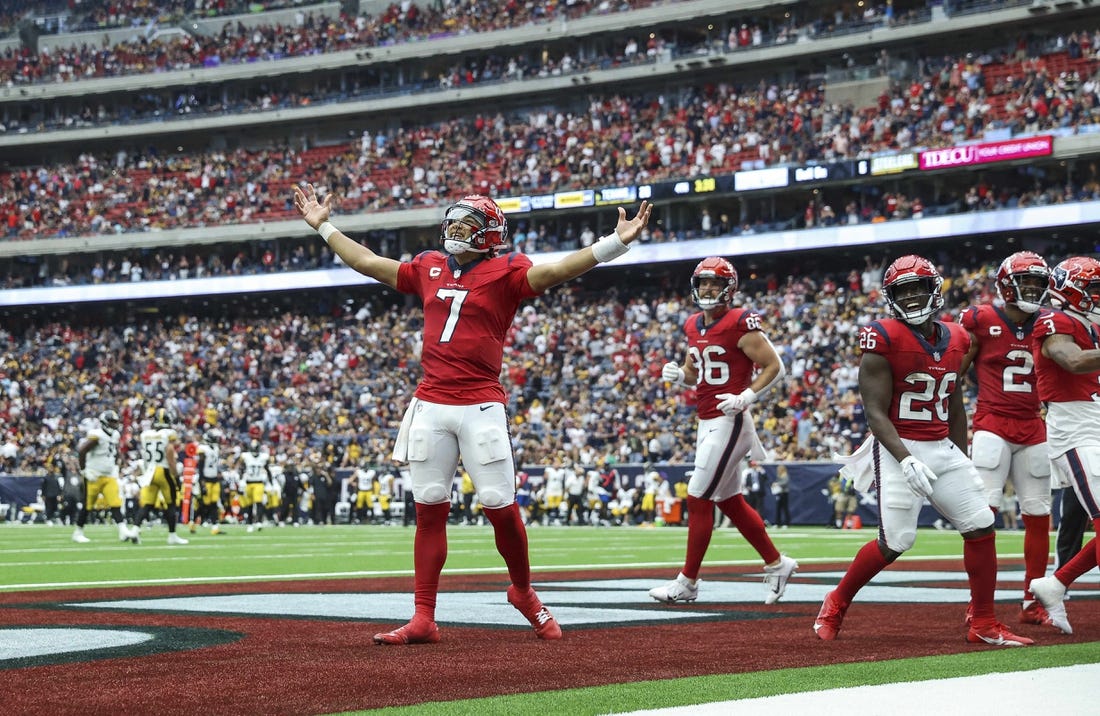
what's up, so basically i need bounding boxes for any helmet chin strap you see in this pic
[443,239,492,255]
[443,239,470,255]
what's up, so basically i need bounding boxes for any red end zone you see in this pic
[0,562,1094,715]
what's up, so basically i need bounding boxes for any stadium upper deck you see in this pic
[1,0,1098,294]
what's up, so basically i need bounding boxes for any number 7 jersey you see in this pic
[858,318,970,440]
[397,251,540,405]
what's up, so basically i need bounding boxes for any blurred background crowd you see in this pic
[1,0,1099,531]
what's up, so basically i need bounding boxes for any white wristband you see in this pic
[591,231,629,263]
[317,221,338,244]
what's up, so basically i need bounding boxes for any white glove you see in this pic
[715,388,757,416]
[900,456,938,498]
[662,362,686,385]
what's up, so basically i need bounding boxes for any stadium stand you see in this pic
[2,0,1100,526]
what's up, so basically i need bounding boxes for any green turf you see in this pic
[348,644,1100,715]
[1,521,1085,716]
[0,523,1031,591]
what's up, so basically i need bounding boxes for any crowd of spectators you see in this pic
[0,0,669,86]
[7,2,1086,137]
[0,240,1073,490]
[3,1,403,39]
[3,166,1098,291]
[2,39,1099,245]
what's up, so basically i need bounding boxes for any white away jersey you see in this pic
[84,427,120,477]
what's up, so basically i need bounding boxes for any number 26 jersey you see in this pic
[858,318,970,441]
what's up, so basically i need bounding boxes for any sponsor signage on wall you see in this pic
[733,167,790,192]
[918,136,1052,171]
[870,153,919,175]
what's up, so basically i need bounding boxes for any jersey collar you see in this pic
[447,254,487,274]
[906,320,952,359]
[694,306,730,333]
[993,305,1036,334]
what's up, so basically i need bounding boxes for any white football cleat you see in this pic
[648,573,699,604]
[763,555,799,605]
[72,529,91,544]
[122,524,141,544]
[1030,576,1072,634]
[167,533,189,545]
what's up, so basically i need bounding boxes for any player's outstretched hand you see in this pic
[293,183,333,230]
[614,200,652,245]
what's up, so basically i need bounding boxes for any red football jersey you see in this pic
[958,304,1044,445]
[396,251,540,405]
[1032,308,1100,403]
[858,318,969,440]
[683,307,762,420]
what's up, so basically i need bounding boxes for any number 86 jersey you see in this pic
[684,307,764,420]
[858,318,971,440]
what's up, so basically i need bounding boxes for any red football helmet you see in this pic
[996,251,1049,313]
[690,257,738,309]
[1049,256,1100,324]
[882,254,944,325]
[440,195,509,255]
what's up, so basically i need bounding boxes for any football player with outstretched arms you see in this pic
[815,255,1033,646]
[294,182,650,645]
[72,409,140,544]
[1027,256,1100,635]
[958,251,1055,627]
[649,257,797,606]
[132,407,189,545]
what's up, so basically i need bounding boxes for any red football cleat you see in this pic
[967,620,1034,647]
[813,590,849,641]
[507,585,563,640]
[372,618,441,645]
[1019,600,1053,626]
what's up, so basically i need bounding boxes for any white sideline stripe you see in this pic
[0,553,996,591]
[615,665,1100,716]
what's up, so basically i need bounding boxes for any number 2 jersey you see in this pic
[396,251,540,405]
[858,318,970,440]
[1032,308,1100,455]
[958,304,1045,445]
[683,306,762,420]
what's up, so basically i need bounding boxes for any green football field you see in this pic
[2,522,1097,714]
[0,521,1036,591]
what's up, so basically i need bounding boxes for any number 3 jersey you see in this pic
[396,251,540,405]
[683,306,762,420]
[958,304,1044,445]
[1032,308,1100,455]
[859,318,970,441]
